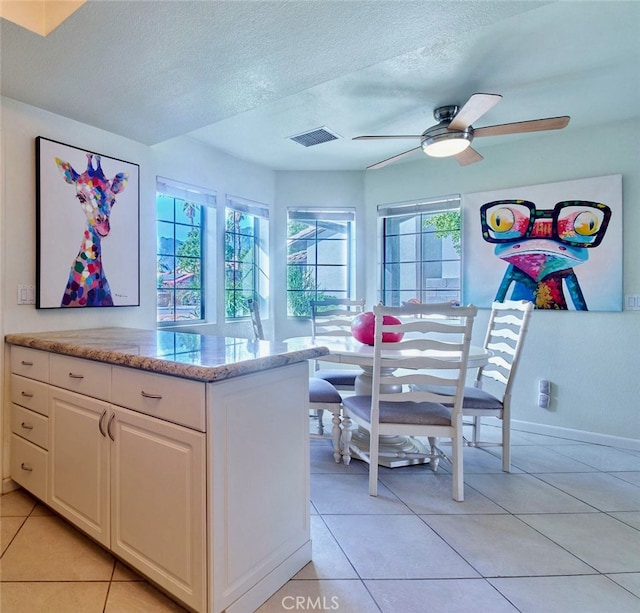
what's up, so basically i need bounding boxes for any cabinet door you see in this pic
[110,405,206,613]
[49,387,110,546]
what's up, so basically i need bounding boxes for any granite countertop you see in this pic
[5,327,328,382]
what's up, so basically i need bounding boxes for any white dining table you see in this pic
[295,335,491,467]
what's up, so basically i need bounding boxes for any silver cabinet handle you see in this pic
[21,422,34,430]
[141,391,163,399]
[20,360,34,366]
[68,372,84,379]
[107,413,116,441]
[21,463,33,472]
[98,410,107,437]
[21,391,34,398]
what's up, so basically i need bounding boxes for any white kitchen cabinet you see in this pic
[48,366,206,612]
[48,386,111,545]
[7,332,314,613]
[109,403,205,611]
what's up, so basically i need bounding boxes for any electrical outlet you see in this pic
[539,379,550,394]
[538,393,550,409]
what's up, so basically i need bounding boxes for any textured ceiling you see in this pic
[1,0,639,171]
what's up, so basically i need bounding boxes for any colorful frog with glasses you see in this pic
[480,199,611,310]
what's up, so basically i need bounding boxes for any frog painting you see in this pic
[463,175,622,312]
[480,199,612,310]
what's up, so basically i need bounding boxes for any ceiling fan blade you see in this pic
[474,116,570,137]
[353,135,423,140]
[455,147,483,166]
[449,93,502,131]
[366,146,422,170]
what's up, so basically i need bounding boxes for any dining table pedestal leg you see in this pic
[348,429,431,468]
[343,367,431,468]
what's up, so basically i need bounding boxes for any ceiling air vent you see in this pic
[288,127,340,147]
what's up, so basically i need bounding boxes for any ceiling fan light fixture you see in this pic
[421,128,472,158]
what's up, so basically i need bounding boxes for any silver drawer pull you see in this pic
[20,360,34,366]
[68,372,84,379]
[21,463,33,472]
[107,413,116,441]
[141,391,163,399]
[21,422,34,430]
[98,410,107,438]
[21,391,34,398]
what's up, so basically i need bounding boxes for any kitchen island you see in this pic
[5,327,328,613]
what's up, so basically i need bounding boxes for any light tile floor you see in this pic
[2,422,640,612]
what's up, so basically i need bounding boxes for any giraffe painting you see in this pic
[55,153,128,307]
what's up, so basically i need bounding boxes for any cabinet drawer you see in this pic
[11,404,49,450]
[10,434,48,501]
[50,355,111,401]
[11,347,49,382]
[112,366,205,432]
[11,374,49,416]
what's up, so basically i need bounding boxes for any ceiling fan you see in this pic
[353,93,570,170]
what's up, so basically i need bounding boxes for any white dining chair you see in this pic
[310,298,366,390]
[462,299,533,472]
[341,302,477,501]
[408,300,533,472]
[308,377,344,462]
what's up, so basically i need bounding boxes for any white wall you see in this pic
[364,120,640,445]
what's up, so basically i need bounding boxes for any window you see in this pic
[287,209,355,317]
[224,196,269,319]
[379,196,461,306]
[156,178,215,324]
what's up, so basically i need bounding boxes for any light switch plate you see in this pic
[17,284,36,305]
[625,294,640,310]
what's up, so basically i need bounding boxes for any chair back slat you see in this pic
[489,328,521,344]
[479,367,510,386]
[381,336,466,354]
[486,340,518,359]
[379,353,466,372]
[493,312,528,326]
[485,353,513,373]
[384,318,467,335]
[311,298,365,339]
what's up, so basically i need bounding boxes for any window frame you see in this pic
[286,208,356,318]
[379,195,462,306]
[224,196,269,320]
[156,178,215,326]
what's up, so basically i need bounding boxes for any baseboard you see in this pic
[512,420,640,452]
[2,477,20,494]
[224,540,312,613]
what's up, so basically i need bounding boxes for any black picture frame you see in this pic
[36,136,140,308]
